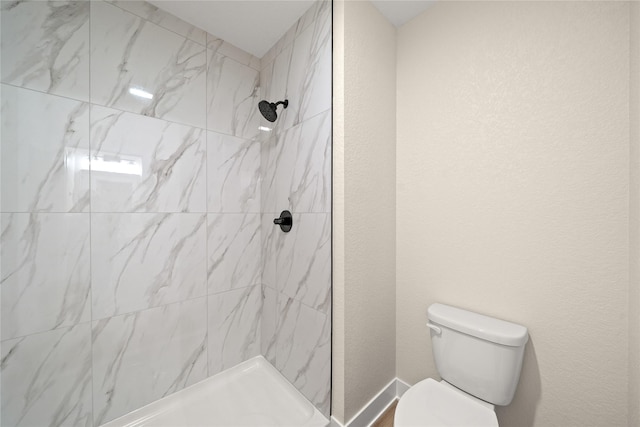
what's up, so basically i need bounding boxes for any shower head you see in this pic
[258,99,288,122]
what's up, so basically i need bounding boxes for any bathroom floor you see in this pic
[372,400,398,427]
[100,356,328,427]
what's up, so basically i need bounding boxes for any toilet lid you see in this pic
[394,379,499,427]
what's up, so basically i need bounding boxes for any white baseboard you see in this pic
[339,378,412,427]
[396,378,411,398]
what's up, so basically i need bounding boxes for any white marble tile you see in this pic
[272,110,332,213]
[281,8,331,129]
[92,298,208,425]
[90,105,206,213]
[207,214,260,294]
[275,296,331,417]
[207,132,260,213]
[260,132,280,214]
[259,43,293,134]
[207,35,260,71]
[261,285,277,365]
[260,25,295,69]
[260,0,328,70]
[1,213,90,340]
[1,323,92,427]
[1,85,90,213]
[107,1,207,45]
[278,213,331,314]
[261,213,279,290]
[91,1,206,128]
[208,285,262,376]
[207,50,260,139]
[1,1,90,101]
[295,0,331,40]
[91,213,207,319]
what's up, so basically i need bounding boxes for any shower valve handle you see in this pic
[274,210,293,232]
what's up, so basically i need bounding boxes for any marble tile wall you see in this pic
[259,0,332,417]
[0,1,268,425]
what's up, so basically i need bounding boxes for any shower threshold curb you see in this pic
[100,356,329,427]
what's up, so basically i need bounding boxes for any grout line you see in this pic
[88,3,96,424]
[0,81,89,104]
[0,211,265,215]
[104,0,207,48]
[205,55,210,379]
[0,318,93,344]
[0,83,267,142]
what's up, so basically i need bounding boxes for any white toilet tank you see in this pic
[427,303,529,406]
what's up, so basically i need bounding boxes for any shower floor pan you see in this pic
[101,356,329,427]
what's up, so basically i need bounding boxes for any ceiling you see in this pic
[370,1,435,28]
[150,0,434,58]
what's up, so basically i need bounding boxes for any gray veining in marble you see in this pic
[258,1,332,419]
[278,213,331,314]
[261,213,279,290]
[261,285,277,365]
[207,213,260,294]
[261,1,331,131]
[1,323,92,427]
[206,35,260,71]
[1,0,90,101]
[91,1,206,128]
[275,296,331,416]
[106,1,207,45]
[207,50,260,139]
[207,131,260,213]
[92,298,207,425]
[91,213,207,319]
[261,0,330,69]
[1,213,91,340]
[1,84,90,213]
[208,285,262,376]
[275,111,332,213]
[90,105,206,213]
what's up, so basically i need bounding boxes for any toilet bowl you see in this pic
[395,378,498,427]
[394,303,528,427]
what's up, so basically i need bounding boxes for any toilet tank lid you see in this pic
[428,303,529,347]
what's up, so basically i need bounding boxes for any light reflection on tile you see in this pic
[1,84,90,213]
[90,1,206,128]
[90,105,206,213]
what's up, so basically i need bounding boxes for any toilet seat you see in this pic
[394,378,499,427]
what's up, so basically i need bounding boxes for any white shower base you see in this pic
[100,356,329,427]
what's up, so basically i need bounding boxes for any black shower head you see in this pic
[259,99,288,122]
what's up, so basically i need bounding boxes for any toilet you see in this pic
[394,303,528,426]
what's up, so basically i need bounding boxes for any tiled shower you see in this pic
[0,0,331,425]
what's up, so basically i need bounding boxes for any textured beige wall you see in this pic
[396,2,630,426]
[333,0,397,423]
[630,2,640,426]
